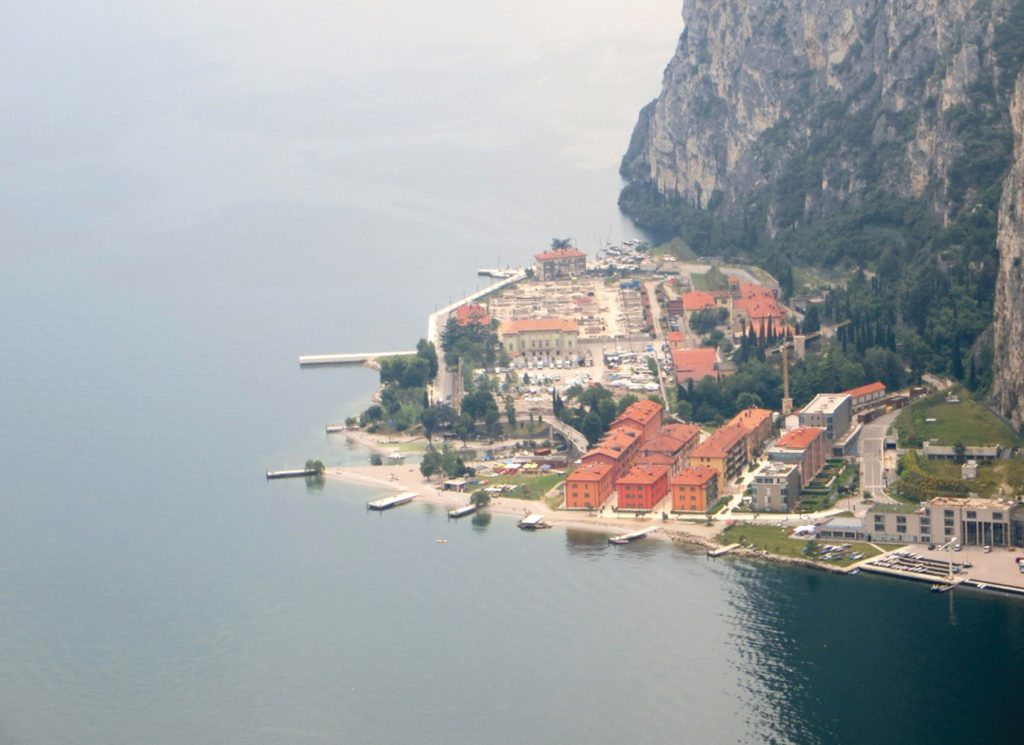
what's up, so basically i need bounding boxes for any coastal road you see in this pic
[860,411,899,504]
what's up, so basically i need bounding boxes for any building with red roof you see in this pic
[670,465,719,512]
[689,424,749,490]
[682,291,718,312]
[767,426,826,488]
[454,303,491,326]
[534,246,586,280]
[611,399,663,445]
[672,347,721,384]
[728,407,775,457]
[842,381,887,412]
[581,428,643,481]
[616,464,670,512]
[564,461,615,510]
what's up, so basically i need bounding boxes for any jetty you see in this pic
[448,504,478,519]
[266,468,320,479]
[707,543,741,557]
[325,424,347,433]
[609,527,657,545]
[517,513,550,530]
[367,492,417,511]
[298,351,416,367]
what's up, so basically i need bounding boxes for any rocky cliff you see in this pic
[622,0,1017,232]
[994,75,1024,430]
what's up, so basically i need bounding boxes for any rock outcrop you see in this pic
[994,75,1024,430]
[621,0,1015,232]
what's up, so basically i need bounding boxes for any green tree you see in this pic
[802,540,819,558]
[581,411,604,446]
[304,459,325,475]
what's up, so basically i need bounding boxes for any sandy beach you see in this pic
[326,432,721,548]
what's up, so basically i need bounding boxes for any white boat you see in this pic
[518,513,549,530]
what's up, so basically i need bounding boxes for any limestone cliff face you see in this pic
[994,75,1024,430]
[622,0,1012,230]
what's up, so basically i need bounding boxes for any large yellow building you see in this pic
[499,318,579,360]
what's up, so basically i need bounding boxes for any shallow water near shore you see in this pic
[2,2,1024,743]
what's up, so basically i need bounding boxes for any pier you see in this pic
[367,492,417,511]
[448,504,478,519]
[266,468,320,479]
[299,351,417,367]
[517,513,551,530]
[707,543,741,557]
[609,527,657,545]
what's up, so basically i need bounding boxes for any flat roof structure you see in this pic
[801,393,852,415]
[775,427,825,450]
[499,318,578,334]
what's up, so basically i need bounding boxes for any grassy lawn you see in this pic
[689,271,710,291]
[485,471,567,501]
[653,237,697,261]
[717,524,883,565]
[894,387,1023,447]
[897,452,1024,500]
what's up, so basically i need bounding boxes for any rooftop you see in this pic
[565,461,613,482]
[671,465,718,486]
[928,496,1018,510]
[640,434,686,455]
[660,423,702,445]
[822,516,865,531]
[843,381,886,399]
[801,393,852,415]
[499,318,579,335]
[535,246,586,262]
[775,426,825,450]
[729,407,774,432]
[614,399,663,428]
[454,303,491,326]
[617,463,670,485]
[691,424,747,458]
[755,462,799,478]
[672,347,719,383]
[681,291,718,311]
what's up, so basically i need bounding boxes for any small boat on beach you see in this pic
[518,513,550,530]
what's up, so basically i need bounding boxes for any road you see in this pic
[859,411,899,504]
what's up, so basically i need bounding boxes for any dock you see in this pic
[299,351,417,367]
[325,424,347,433]
[367,492,417,511]
[517,513,551,530]
[448,504,478,519]
[609,527,657,545]
[707,543,741,557]
[266,468,320,479]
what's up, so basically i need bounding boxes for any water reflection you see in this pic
[470,511,492,531]
[565,528,608,556]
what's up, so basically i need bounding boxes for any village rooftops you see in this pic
[454,303,491,326]
[534,246,586,261]
[681,292,718,311]
[593,428,642,454]
[774,426,825,450]
[641,434,687,454]
[672,347,720,383]
[498,318,579,334]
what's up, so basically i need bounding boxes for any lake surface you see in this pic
[2,2,1023,743]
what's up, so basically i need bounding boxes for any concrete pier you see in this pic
[298,351,416,366]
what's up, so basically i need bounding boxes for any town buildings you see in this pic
[534,246,586,280]
[672,347,721,384]
[730,407,774,458]
[611,399,664,444]
[563,461,615,511]
[454,303,491,326]
[863,497,1024,547]
[498,318,579,361]
[580,428,643,482]
[616,464,670,512]
[689,423,748,490]
[750,462,801,512]
[799,393,852,446]
[767,427,826,489]
[670,465,719,512]
[842,381,886,412]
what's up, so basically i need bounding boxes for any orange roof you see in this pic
[843,381,886,398]
[454,303,490,326]
[616,464,669,486]
[614,399,663,428]
[682,292,717,311]
[775,427,825,450]
[499,318,578,334]
[690,424,747,459]
[660,423,702,446]
[637,453,675,468]
[566,461,613,482]
[671,465,718,486]
[535,247,585,262]
[672,347,719,383]
[597,428,641,452]
[729,408,774,432]
[641,434,686,455]
[666,331,685,343]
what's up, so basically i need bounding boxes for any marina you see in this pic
[367,492,418,511]
[609,527,657,545]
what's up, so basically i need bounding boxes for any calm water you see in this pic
[2,2,1023,743]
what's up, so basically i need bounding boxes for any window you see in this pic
[967,511,977,519]
[994,512,1003,521]
[945,509,954,518]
